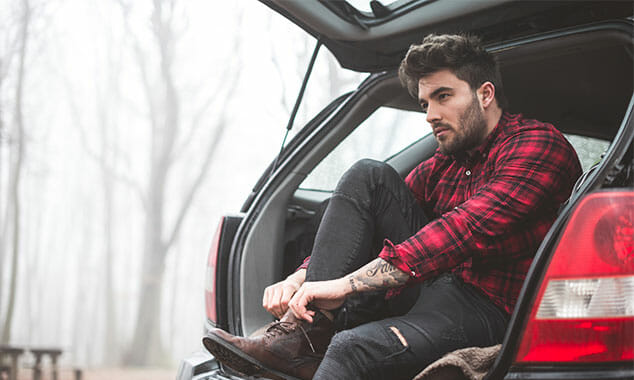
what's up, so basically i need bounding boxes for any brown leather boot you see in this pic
[202,311,335,380]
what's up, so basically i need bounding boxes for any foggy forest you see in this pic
[0,0,362,372]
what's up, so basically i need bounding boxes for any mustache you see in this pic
[432,122,452,131]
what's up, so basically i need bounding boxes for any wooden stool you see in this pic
[0,366,12,380]
[30,348,62,380]
[0,346,25,380]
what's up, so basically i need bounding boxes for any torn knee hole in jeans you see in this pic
[389,326,408,347]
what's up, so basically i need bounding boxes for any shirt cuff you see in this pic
[297,255,310,271]
[378,239,420,280]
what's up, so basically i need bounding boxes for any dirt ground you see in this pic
[14,367,175,380]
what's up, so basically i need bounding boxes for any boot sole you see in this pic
[202,334,303,380]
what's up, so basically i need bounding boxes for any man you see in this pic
[203,34,582,380]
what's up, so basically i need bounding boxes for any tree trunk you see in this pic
[1,0,29,344]
[120,0,240,364]
[0,82,5,333]
[101,146,118,364]
[124,202,168,364]
[0,56,6,316]
[124,0,178,365]
[98,57,120,363]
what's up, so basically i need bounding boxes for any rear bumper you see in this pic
[176,350,224,380]
[503,367,634,380]
[176,351,634,380]
[176,350,261,380]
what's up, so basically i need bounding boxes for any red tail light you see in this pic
[205,217,224,325]
[516,191,634,364]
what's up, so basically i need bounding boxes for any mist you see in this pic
[0,0,362,373]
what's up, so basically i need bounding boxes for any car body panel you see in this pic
[259,0,633,72]
[485,95,634,380]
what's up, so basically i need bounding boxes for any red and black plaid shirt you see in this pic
[378,112,582,314]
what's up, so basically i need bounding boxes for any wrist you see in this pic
[286,269,306,287]
[343,276,357,296]
[285,278,301,289]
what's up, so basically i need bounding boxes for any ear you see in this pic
[477,81,496,109]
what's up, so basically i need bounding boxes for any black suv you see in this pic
[178,1,634,379]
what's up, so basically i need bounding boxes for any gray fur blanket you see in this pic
[413,344,501,380]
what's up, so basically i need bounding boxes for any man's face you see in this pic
[418,69,488,155]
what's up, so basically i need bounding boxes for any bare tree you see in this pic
[0,0,22,336]
[62,20,131,362]
[116,0,242,365]
[89,28,125,366]
[0,12,11,327]
[1,0,31,344]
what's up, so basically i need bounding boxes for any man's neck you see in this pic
[484,106,504,138]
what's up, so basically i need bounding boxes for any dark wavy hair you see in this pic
[398,34,507,109]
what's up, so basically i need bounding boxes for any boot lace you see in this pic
[265,321,316,353]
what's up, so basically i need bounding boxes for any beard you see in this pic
[435,95,488,156]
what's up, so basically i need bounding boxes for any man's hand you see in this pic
[263,269,306,319]
[288,278,350,322]
[289,258,411,322]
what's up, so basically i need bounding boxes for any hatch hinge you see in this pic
[268,39,322,179]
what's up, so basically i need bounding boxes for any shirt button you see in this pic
[465,170,471,176]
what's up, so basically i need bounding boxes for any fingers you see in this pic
[289,286,314,323]
[263,281,299,319]
[288,289,300,319]
[263,285,282,318]
[279,284,295,315]
[262,285,274,316]
[272,286,284,318]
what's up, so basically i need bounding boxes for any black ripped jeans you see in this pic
[305,159,509,380]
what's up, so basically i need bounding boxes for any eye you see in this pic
[420,103,428,113]
[438,93,450,101]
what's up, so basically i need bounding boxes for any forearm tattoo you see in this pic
[347,258,410,293]
[349,277,358,293]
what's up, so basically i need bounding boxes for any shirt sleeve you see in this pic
[297,255,310,271]
[379,128,580,281]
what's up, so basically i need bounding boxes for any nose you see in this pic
[426,103,440,124]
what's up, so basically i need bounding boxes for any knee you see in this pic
[349,158,389,176]
[318,330,370,378]
[328,329,364,356]
[341,159,394,187]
